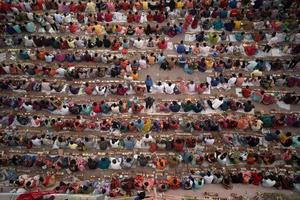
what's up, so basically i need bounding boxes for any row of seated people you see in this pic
[1,113,300,132]
[1,76,299,104]
[2,126,300,150]
[11,38,294,59]
[1,70,298,89]
[4,170,300,196]
[1,94,257,114]
[13,48,299,74]
[0,147,299,172]
[1,0,297,15]
[1,55,298,77]
[2,16,299,45]
[4,29,298,49]
[2,2,298,34]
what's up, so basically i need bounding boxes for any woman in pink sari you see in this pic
[178,80,188,94]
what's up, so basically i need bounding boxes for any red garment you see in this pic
[36,0,44,10]
[185,14,193,25]
[69,23,78,33]
[69,4,78,12]
[147,13,153,21]
[97,12,104,21]
[211,10,219,18]
[173,140,184,152]
[219,0,228,8]
[60,40,69,49]
[77,3,86,12]
[93,104,101,113]
[127,14,134,23]
[158,41,167,49]
[117,87,128,95]
[0,2,12,11]
[134,14,141,23]
[170,123,179,130]
[191,18,199,29]
[186,138,196,148]
[85,86,94,95]
[196,84,206,94]
[242,88,252,98]
[112,41,121,51]
[155,13,164,23]
[149,143,157,152]
[244,45,257,56]
[262,95,275,105]
[77,13,84,23]
[105,13,113,22]
[121,2,130,10]
[253,32,263,42]
[251,172,262,186]
[230,8,238,17]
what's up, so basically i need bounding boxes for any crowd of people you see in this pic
[1,169,300,197]
[0,0,299,199]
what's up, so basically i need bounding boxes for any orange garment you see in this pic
[156,158,167,170]
[237,118,249,130]
[131,73,139,80]
[38,51,47,60]
[49,68,57,77]
[147,56,156,65]
[167,176,180,189]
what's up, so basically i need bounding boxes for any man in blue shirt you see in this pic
[144,75,153,93]
[176,40,186,54]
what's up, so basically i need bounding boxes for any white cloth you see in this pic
[228,77,237,87]
[204,175,214,184]
[262,178,276,187]
[268,36,279,46]
[211,98,223,109]
[188,83,196,93]
[32,138,42,146]
[153,84,164,93]
[24,38,35,47]
[134,40,144,49]
[201,46,211,56]
[110,140,120,148]
[110,158,122,169]
[56,68,66,77]
[204,138,215,145]
[164,83,175,94]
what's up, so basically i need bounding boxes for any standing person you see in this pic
[145,75,153,93]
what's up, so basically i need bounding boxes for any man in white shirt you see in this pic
[32,137,42,146]
[187,80,196,93]
[207,96,224,110]
[45,53,54,63]
[226,42,234,54]
[63,13,72,24]
[228,74,237,87]
[24,36,36,47]
[54,12,63,24]
[75,37,85,48]
[153,81,164,94]
[204,172,214,184]
[201,43,211,56]
[263,32,278,53]
[59,105,70,115]
[110,158,122,170]
[56,67,66,77]
[164,82,175,94]
[293,31,300,44]
[133,38,144,49]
